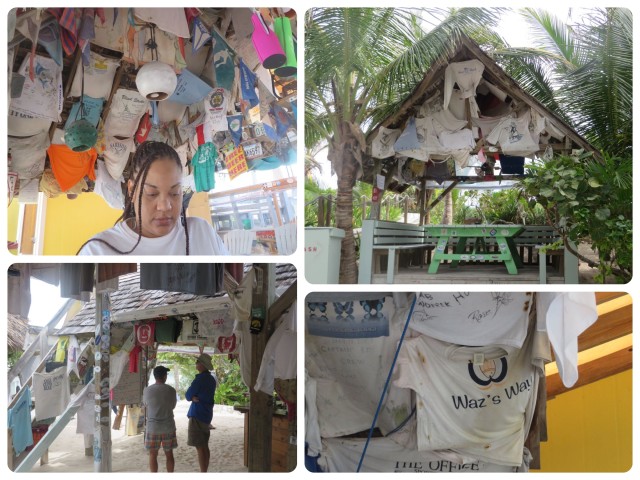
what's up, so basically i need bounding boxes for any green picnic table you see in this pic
[425,224,525,275]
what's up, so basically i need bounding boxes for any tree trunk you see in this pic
[332,137,359,284]
[441,191,453,224]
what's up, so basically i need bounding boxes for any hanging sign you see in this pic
[226,146,248,180]
[135,323,155,347]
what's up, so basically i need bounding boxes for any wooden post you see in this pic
[418,179,427,225]
[317,196,325,227]
[248,264,275,472]
[404,197,409,223]
[325,196,333,227]
[94,284,112,472]
[271,193,283,226]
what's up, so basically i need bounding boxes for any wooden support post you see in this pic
[418,179,426,225]
[325,195,333,227]
[404,197,409,223]
[94,287,112,472]
[272,193,283,226]
[248,264,276,472]
[317,196,325,227]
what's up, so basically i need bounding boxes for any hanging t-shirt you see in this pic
[438,128,475,150]
[77,217,228,255]
[76,383,96,435]
[47,144,98,192]
[103,136,134,180]
[8,386,34,455]
[410,292,532,348]
[192,142,217,192]
[103,88,149,138]
[443,60,484,110]
[255,305,297,394]
[10,53,63,123]
[32,366,70,421]
[536,293,598,387]
[8,130,50,179]
[139,263,224,296]
[394,117,427,160]
[486,116,539,156]
[371,127,401,159]
[319,435,520,473]
[93,159,124,210]
[447,89,480,121]
[306,295,412,438]
[472,114,512,139]
[394,327,538,466]
[499,155,525,175]
[69,50,120,100]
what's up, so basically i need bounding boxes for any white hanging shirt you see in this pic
[305,370,323,457]
[306,297,413,437]
[255,305,297,394]
[438,128,475,150]
[443,60,485,110]
[485,115,540,156]
[394,329,537,466]
[319,434,520,473]
[472,114,513,139]
[371,127,402,159]
[78,217,229,255]
[536,292,598,387]
[33,367,70,421]
[410,292,532,348]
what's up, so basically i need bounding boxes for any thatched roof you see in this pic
[56,263,296,335]
[7,314,29,351]
[364,34,598,192]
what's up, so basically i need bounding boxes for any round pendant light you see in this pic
[64,118,98,152]
[135,61,178,101]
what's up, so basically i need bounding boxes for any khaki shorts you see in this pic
[187,417,211,447]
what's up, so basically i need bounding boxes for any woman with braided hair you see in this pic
[78,141,228,255]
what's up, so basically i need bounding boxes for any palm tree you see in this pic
[305,8,502,283]
[494,8,632,156]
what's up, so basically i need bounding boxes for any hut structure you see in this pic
[7,263,297,473]
[351,34,601,284]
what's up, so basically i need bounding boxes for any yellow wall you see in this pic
[537,369,632,472]
[7,199,20,254]
[43,193,122,255]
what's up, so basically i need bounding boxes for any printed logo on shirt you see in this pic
[467,357,508,386]
[507,121,523,143]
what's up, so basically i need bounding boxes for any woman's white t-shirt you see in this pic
[78,217,229,255]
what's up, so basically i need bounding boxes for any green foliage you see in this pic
[305,177,406,228]
[518,152,632,282]
[455,189,547,225]
[8,351,22,369]
[157,352,248,406]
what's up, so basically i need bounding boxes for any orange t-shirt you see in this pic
[47,144,98,192]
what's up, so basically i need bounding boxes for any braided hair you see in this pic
[77,141,190,255]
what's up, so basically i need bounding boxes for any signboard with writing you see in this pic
[242,141,263,160]
[225,146,248,180]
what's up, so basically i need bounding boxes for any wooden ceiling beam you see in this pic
[578,303,632,352]
[546,340,632,399]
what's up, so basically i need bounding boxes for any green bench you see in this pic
[358,220,432,284]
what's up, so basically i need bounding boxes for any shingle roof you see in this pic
[56,263,296,335]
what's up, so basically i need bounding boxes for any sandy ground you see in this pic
[28,401,247,473]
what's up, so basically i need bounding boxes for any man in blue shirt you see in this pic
[185,353,217,472]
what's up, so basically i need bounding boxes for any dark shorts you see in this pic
[187,417,211,447]
[145,431,178,451]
